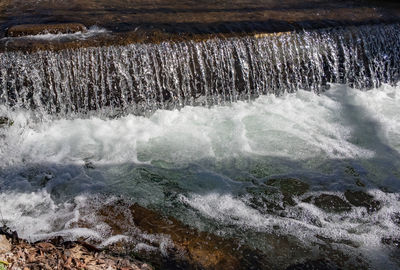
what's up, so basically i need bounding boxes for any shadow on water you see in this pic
[324,87,400,189]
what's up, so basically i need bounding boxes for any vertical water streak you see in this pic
[0,24,399,116]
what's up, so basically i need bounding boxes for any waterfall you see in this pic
[1,23,399,116]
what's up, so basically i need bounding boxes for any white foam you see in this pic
[0,190,74,241]
[0,191,124,243]
[1,26,109,41]
[99,235,131,248]
[339,84,400,154]
[0,190,173,252]
[2,84,390,169]
[180,193,273,229]
[134,243,158,253]
[181,190,400,269]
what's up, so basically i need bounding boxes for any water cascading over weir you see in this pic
[1,23,400,115]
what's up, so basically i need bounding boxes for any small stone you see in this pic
[0,235,11,254]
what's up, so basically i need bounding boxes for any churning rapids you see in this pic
[0,23,400,269]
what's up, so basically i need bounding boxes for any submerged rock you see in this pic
[265,178,309,206]
[311,194,351,213]
[344,190,381,213]
[246,185,284,214]
[95,201,269,270]
[247,178,310,215]
[6,23,87,37]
